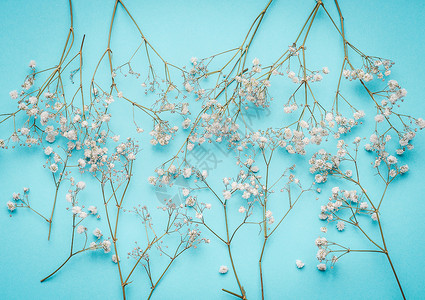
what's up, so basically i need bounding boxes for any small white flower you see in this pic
[9,90,18,99]
[112,254,119,263]
[73,115,81,123]
[49,164,59,173]
[93,228,102,238]
[219,265,229,274]
[315,237,327,247]
[78,159,86,168]
[66,193,73,202]
[20,127,29,136]
[182,118,191,129]
[296,260,305,269]
[336,221,345,231]
[72,206,82,215]
[319,213,327,220]
[7,201,16,212]
[44,146,53,156]
[399,164,409,174]
[374,114,384,123]
[184,82,194,92]
[242,191,251,199]
[388,79,399,90]
[317,249,328,261]
[223,190,231,200]
[182,188,190,197]
[185,196,196,207]
[415,118,425,129]
[317,263,327,271]
[387,155,398,165]
[88,206,97,214]
[76,181,86,190]
[102,240,111,253]
[183,167,192,178]
[77,225,87,234]
[148,176,157,185]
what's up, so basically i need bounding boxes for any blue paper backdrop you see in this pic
[0,1,424,299]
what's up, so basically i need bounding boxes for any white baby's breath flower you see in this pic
[44,146,53,155]
[399,164,409,173]
[374,114,384,123]
[77,225,87,234]
[76,181,86,190]
[89,242,97,250]
[315,237,327,247]
[9,90,18,99]
[184,82,194,92]
[93,228,102,238]
[336,221,345,231]
[223,190,231,200]
[112,254,119,263]
[72,206,82,215]
[182,188,190,197]
[387,155,398,164]
[7,201,16,212]
[219,265,229,274]
[296,260,305,269]
[66,193,72,203]
[148,176,157,185]
[183,167,192,178]
[88,206,97,214]
[185,196,196,207]
[102,240,111,253]
[78,159,86,168]
[49,163,59,173]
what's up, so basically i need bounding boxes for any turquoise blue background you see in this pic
[1,1,425,299]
